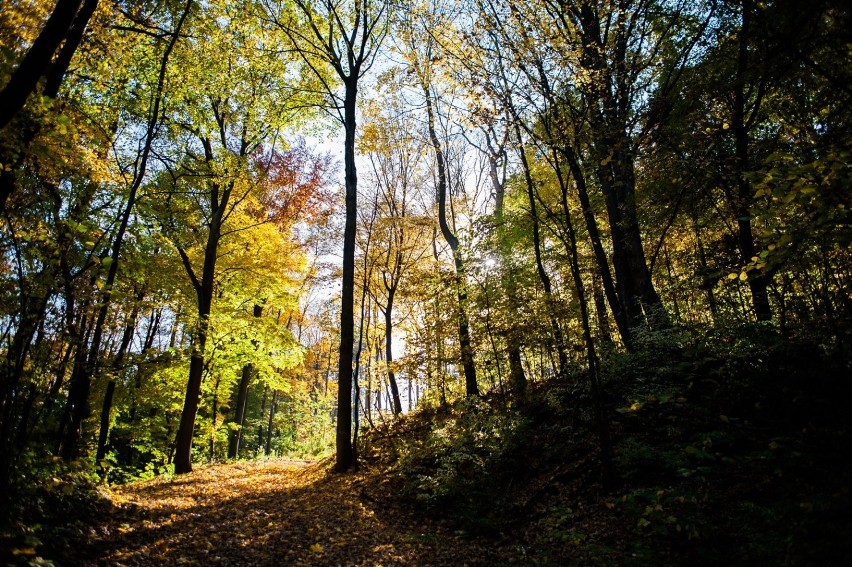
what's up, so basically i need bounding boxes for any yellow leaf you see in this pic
[310,543,323,553]
[12,548,37,556]
[739,272,748,281]
[727,272,738,280]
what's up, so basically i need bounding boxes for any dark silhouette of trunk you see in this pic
[333,78,358,471]
[515,128,568,379]
[265,390,277,456]
[0,0,83,131]
[384,285,403,415]
[560,145,632,347]
[692,213,718,323]
[552,152,614,488]
[419,72,478,398]
[575,2,668,333]
[733,0,772,321]
[0,290,50,513]
[227,364,251,459]
[281,0,386,472]
[592,272,613,344]
[228,304,263,459]
[96,295,143,463]
[228,305,263,459]
[0,0,99,213]
[174,176,227,474]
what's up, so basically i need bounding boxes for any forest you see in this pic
[0,0,850,564]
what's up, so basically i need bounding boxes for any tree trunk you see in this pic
[517,132,568,379]
[174,192,223,474]
[733,0,772,322]
[227,304,262,459]
[384,287,403,415]
[420,76,478,397]
[334,79,357,472]
[265,390,277,456]
[0,0,83,131]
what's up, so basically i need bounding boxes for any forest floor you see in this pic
[67,458,510,566]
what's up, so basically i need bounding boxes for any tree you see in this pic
[148,0,317,473]
[268,0,388,471]
[397,1,480,397]
[361,95,432,415]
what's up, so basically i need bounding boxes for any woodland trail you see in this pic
[77,459,506,566]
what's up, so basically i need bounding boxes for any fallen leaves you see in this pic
[78,459,502,566]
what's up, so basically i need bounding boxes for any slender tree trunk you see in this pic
[0,0,83,131]
[553,154,614,487]
[62,1,191,461]
[265,390,277,456]
[733,0,772,322]
[419,75,478,397]
[174,192,223,474]
[227,304,262,459]
[561,145,632,346]
[334,79,357,471]
[96,293,143,463]
[384,287,402,415]
[517,131,568,379]
[592,272,613,344]
[227,363,252,460]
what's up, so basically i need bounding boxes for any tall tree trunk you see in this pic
[516,131,568,379]
[334,79,357,471]
[384,286,403,415]
[561,145,632,347]
[265,390,277,456]
[96,296,142,463]
[227,363,252,460]
[0,0,100,213]
[553,153,614,488]
[227,304,262,459]
[733,0,772,322]
[0,0,83,131]
[419,75,478,398]
[174,182,225,474]
[61,1,191,461]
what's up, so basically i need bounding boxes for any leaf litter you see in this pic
[78,459,506,566]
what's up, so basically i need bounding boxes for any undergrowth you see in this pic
[362,322,852,565]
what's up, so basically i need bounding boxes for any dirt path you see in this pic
[79,460,506,566]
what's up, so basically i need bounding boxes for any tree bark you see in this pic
[227,304,262,459]
[733,0,772,321]
[384,286,403,415]
[334,79,357,471]
[0,0,83,131]
[419,73,478,398]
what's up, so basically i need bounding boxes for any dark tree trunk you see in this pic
[561,146,632,347]
[227,362,252,459]
[420,76,478,398]
[384,287,403,415]
[96,296,142,463]
[0,0,83,130]
[265,390,277,456]
[61,1,189,461]
[174,178,225,474]
[227,304,262,459]
[517,132,568,379]
[553,154,614,488]
[733,0,772,322]
[334,79,357,472]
